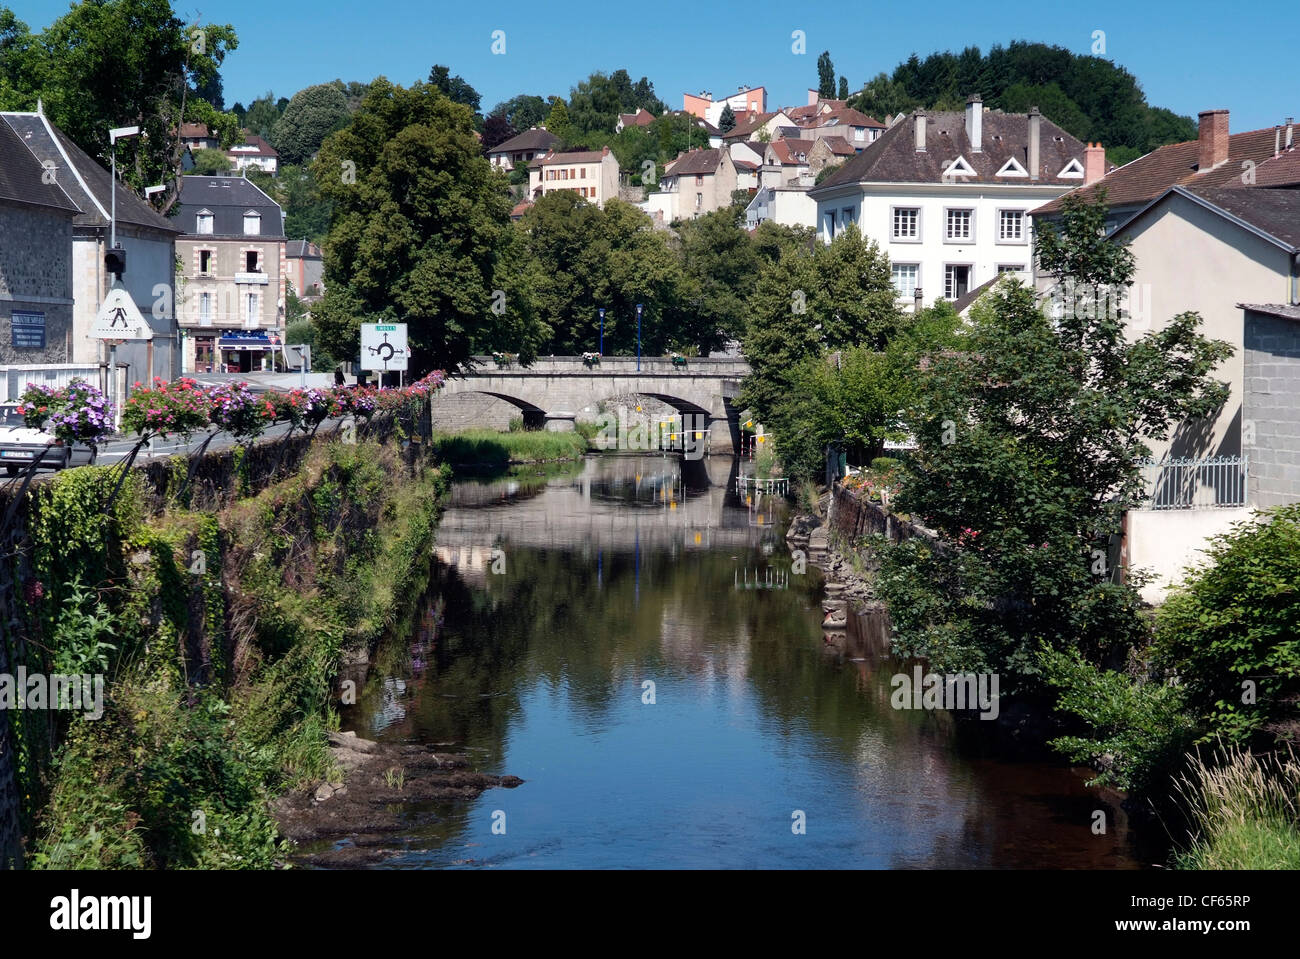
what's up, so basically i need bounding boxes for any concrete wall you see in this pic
[1126,507,1254,603]
[0,202,75,365]
[1244,310,1300,507]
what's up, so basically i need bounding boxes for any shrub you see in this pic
[1175,746,1300,869]
[121,377,210,440]
[1155,505,1300,745]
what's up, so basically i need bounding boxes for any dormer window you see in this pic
[1058,158,1085,178]
[243,210,261,234]
[196,210,214,235]
[996,157,1029,177]
[941,156,976,179]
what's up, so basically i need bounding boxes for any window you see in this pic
[891,263,919,298]
[199,250,212,274]
[245,293,258,326]
[945,208,973,241]
[825,209,837,240]
[1058,158,1085,178]
[196,211,213,235]
[199,292,212,326]
[695,175,704,186]
[997,264,1027,274]
[570,168,576,178]
[855,128,864,141]
[944,264,971,300]
[892,207,919,240]
[998,209,1024,242]
[841,207,855,226]
[581,168,586,178]
[245,251,259,273]
[195,336,215,371]
[695,192,703,209]
[243,212,261,235]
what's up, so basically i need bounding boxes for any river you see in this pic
[339,453,1162,869]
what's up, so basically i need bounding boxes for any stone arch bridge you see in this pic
[435,355,751,454]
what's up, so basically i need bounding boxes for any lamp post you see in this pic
[108,125,140,254]
[599,307,605,356]
[107,125,139,429]
[636,303,643,371]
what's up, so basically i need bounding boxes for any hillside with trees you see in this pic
[846,41,1197,165]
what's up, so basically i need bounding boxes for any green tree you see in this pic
[242,92,283,141]
[812,225,902,349]
[847,72,918,122]
[427,64,481,117]
[565,69,664,138]
[878,194,1234,687]
[817,51,835,99]
[718,103,736,133]
[191,147,230,174]
[492,93,548,131]
[273,83,351,165]
[0,0,239,210]
[675,206,758,351]
[837,76,849,100]
[312,77,520,373]
[544,97,574,143]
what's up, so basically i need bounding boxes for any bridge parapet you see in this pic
[467,355,751,377]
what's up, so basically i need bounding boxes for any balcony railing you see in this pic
[1137,455,1248,509]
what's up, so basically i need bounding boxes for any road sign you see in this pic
[91,284,152,340]
[360,322,409,371]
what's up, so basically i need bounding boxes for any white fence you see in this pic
[1138,455,1248,509]
[0,364,100,403]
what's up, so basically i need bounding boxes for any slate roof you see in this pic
[1117,184,1300,252]
[286,240,321,258]
[0,117,79,214]
[490,127,558,154]
[2,112,178,233]
[812,110,1087,195]
[1238,302,1300,322]
[1034,124,1287,215]
[664,148,726,177]
[175,175,285,237]
[227,133,279,158]
[951,275,1001,314]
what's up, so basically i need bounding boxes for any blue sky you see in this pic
[21,0,1298,134]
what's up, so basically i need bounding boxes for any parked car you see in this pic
[0,404,96,474]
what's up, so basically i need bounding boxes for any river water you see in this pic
[342,454,1161,869]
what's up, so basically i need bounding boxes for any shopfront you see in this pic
[214,329,281,372]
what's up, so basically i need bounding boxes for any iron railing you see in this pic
[1137,455,1248,509]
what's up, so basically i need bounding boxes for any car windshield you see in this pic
[0,407,26,428]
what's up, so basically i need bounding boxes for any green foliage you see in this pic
[564,69,664,138]
[273,82,351,165]
[431,428,587,468]
[1175,746,1300,870]
[427,64,481,116]
[1039,646,1197,792]
[491,93,548,131]
[544,97,574,143]
[875,41,1195,155]
[48,580,118,676]
[718,103,736,133]
[0,0,240,204]
[878,194,1233,698]
[675,206,759,350]
[192,147,231,175]
[312,77,519,374]
[1155,505,1300,744]
[817,51,836,99]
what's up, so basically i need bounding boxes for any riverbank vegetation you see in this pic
[430,428,588,471]
[15,433,447,869]
[742,192,1299,866]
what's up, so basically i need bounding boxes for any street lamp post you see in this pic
[599,307,605,356]
[636,303,643,372]
[107,125,139,430]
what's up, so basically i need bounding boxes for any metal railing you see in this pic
[1137,455,1248,509]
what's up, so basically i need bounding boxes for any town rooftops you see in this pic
[723,111,785,140]
[489,127,559,154]
[531,147,613,166]
[664,148,727,177]
[768,139,817,164]
[818,136,858,156]
[618,109,656,128]
[286,240,322,258]
[1114,183,1300,252]
[815,106,886,129]
[176,175,285,237]
[1035,112,1294,216]
[0,117,79,214]
[227,133,279,158]
[1238,303,1300,321]
[812,108,1087,195]
[1226,144,1300,189]
[2,110,177,232]
[180,122,216,139]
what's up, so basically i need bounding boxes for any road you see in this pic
[96,418,350,464]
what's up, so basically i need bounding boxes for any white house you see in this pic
[809,97,1096,308]
[527,147,621,207]
[488,127,558,172]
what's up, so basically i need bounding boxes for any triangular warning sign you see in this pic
[92,285,152,340]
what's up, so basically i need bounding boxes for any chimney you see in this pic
[1287,118,1294,150]
[1084,143,1106,185]
[966,95,982,152]
[914,110,927,152]
[1028,107,1040,180]
[1197,109,1229,172]
[808,89,819,106]
[1277,125,1283,158]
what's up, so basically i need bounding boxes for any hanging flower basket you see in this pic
[492,351,514,369]
[670,353,688,367]
[582,352,601,367]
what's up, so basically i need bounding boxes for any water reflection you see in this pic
[347,455,1157,869]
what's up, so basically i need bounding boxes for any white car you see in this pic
[0,404,96,475]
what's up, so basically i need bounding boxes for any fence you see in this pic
[1137,455,1248,510]
[0,364,101,403]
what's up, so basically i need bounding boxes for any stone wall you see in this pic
[0,203,75,364]
[829,482,939,547]
[1245,311,1300,508]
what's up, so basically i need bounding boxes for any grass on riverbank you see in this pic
[1175,746,1300,869]
[431,429,587,469]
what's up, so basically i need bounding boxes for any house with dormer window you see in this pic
[809,96,1095,308]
